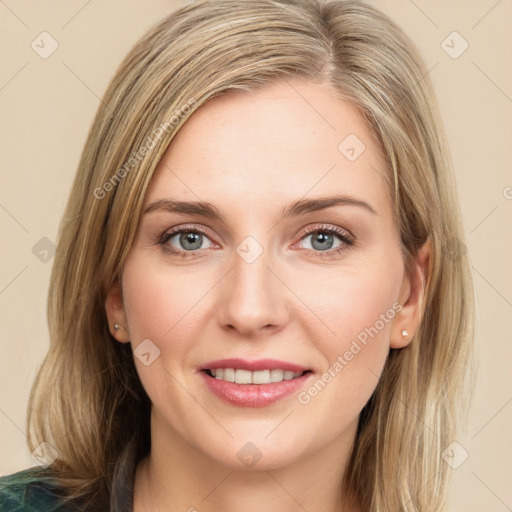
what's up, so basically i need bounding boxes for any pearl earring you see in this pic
[401,329,409,338]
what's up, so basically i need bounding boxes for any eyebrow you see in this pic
[142,194,377,219]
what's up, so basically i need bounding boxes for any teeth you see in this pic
[270,369,284,382]
[235,369,252,384]
[208,368,304,384]
[252,370,270,384]
[223,368,235,382]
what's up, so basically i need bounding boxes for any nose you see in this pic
[215,249,290,338]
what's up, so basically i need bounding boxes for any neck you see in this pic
[133,413,361,512]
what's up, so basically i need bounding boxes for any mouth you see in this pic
[199,358,314,407]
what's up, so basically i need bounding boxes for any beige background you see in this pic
[1,1,511,510]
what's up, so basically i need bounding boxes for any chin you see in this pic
[196,432,310,471]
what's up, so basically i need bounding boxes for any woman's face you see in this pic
[109,79,417,470]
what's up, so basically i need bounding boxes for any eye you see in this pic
[159,226,215,257]
[297,224,355,255]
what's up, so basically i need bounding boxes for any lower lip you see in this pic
[200,371,312,407]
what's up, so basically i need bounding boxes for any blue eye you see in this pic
[161,229,213,254]
[302,231,342,251]
[298,225,355,255]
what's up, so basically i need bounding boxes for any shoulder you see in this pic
[0,466,71,512]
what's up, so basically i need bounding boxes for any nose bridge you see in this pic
[216,241,288,335]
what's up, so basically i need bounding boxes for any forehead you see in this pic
[145,80,390,216]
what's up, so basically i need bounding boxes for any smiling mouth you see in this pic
[203,368,312,384]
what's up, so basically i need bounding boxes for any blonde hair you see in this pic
[27,0,475,510]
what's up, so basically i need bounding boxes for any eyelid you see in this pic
[299,223,354,242]
[160,224,216,242]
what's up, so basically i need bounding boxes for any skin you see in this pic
[106,79,430,512]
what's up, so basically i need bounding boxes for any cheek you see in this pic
[121,260,214,344]
[294,260,402,348]
[120,260,214,425]
[292,259,402,410]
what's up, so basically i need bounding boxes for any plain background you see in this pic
[1,1,511,510]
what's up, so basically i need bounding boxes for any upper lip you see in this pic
[200,358,310,373]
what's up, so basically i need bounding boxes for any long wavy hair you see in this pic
[26,0,475,510]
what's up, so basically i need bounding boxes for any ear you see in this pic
[391,237,432,349]
[105,280,130,343]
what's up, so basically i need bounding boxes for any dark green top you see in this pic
[0,466,73,511]
[0,458,135,511]
[1,440,139,510]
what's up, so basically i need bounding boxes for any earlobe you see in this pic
[105,280,130,343]
[392,327,411,349]
[391,238,432,349]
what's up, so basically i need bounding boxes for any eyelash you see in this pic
[158,223,355,259]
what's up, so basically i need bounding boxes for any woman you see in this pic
[0,0,474,510]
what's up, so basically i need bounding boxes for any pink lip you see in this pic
[198,358,313,408]
[199,372,312,407]
[200,358,309,373]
